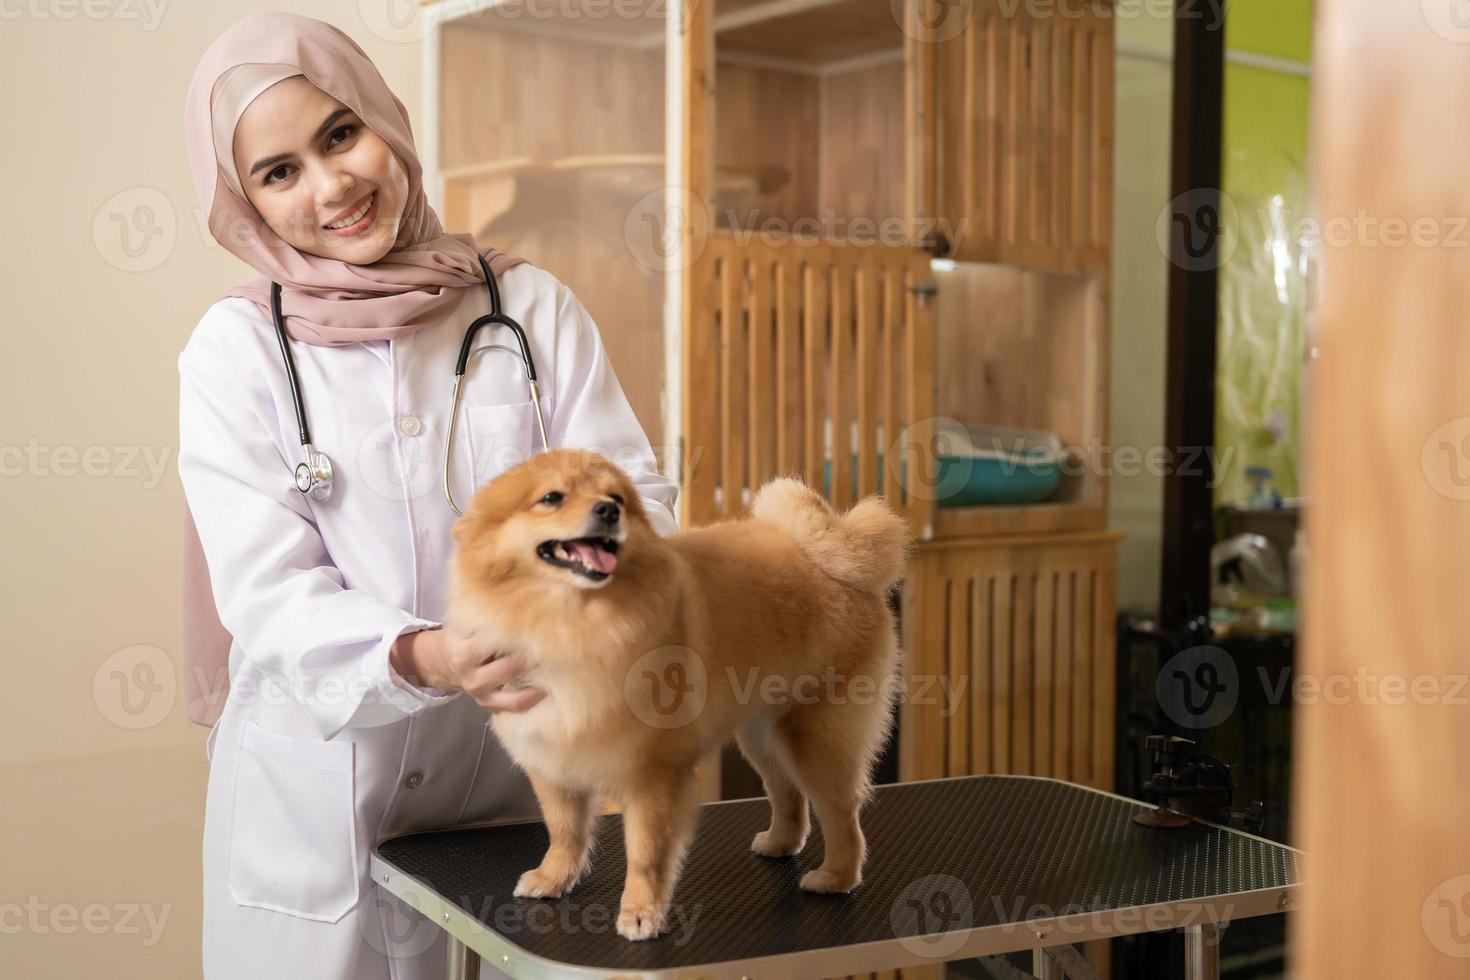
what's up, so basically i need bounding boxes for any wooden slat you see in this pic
[1051,569,1073,780]
[991,573,1012,773]
[1010,571,1034,775]
[720,250,747,517]
[1030,17,1051,260]
[855,259,879,498]
[1052,13,1074,266]
[947,576,970,776]
[830,257,854,507]
[1033,567,1055,778]
[1070,567,1094,786]
[802,249,827,492]
[777,254,802,475]
[748,245,777,492]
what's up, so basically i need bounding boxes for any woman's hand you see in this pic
[391,626,547,713]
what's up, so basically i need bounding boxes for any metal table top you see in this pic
[371,775,1302,980]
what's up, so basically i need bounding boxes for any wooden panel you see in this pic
[438,23,669,445]
[685,232,937,537]
[900,531,1119,791]
[1295,3,1470,978]
[934,0,1114,270]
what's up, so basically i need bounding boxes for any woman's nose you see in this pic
[313,168,356,211]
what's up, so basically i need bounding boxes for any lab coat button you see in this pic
[397,415,422,437]
[404,770,424,789]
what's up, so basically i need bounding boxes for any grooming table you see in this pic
[370,775,1302,980]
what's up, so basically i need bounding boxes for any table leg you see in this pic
[1184,923,1221,980]
[446,934,480,980]
[1032,948,1063,979]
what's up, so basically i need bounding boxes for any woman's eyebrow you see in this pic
[248,108,355,177]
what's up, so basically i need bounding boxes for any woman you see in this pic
[179,13,678,979]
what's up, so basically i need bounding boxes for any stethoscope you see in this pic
[270,254,550,517]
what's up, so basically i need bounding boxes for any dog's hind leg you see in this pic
[735,715,810,857]
[774,680,892,894]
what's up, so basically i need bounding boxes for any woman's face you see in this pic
[231,76,409,265]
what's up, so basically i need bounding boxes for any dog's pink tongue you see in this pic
[568,540,618,574]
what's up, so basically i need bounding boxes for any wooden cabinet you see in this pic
[927,0,1115,271]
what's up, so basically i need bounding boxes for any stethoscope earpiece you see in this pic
[269,256,547,514]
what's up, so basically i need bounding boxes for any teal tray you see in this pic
[822,451,1060,508]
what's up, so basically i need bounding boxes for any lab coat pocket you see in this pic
[465,398,552,490]
[227,721,360,922]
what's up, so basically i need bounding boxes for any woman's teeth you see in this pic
[325,194,373,230]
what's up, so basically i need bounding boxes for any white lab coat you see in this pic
[178,262,679,980]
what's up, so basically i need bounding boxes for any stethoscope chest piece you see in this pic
[294,447,333,501]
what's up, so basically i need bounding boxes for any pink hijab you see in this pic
[181,12,526,727]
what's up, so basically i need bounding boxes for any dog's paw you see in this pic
[514,867,576,899]
[751,829,806,857]
[616,902,669,941]
[799,867,860,894]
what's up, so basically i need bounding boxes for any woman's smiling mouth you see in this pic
[323,192,376,235]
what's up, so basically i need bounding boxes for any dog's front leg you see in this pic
[616,771,699,941]
[514,771,598,899]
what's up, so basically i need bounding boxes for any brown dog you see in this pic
[447,448,910,940]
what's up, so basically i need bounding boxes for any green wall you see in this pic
[1214,0,1313,505]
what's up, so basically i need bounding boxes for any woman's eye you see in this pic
[265,165,291,185]
[540,491,565,506]
[328,124,355,148]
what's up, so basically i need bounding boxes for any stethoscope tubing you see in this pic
[269,253,549,515]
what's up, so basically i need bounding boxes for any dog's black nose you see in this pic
[593,500,621,525]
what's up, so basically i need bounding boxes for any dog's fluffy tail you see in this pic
[751,477,912,594]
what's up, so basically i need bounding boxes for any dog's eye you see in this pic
[540,491,565,506]
[610,493,624,505]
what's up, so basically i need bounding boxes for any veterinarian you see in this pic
[178,13,678,979]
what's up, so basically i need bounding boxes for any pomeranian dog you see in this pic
[447,448,911,941]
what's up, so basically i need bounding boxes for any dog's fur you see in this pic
[447,448,911,941]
